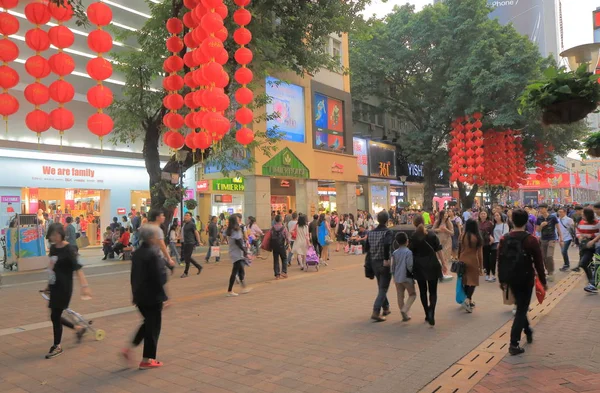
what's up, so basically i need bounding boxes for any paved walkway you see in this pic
[0,245,587,393]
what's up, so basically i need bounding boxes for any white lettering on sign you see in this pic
[42,166,95,178]
[488,0,517,6]
[408,163,423,177]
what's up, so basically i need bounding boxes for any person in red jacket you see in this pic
[112,227,130,257]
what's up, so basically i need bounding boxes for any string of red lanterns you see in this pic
[48,0,75,145]
[0,0,19,135]
[534,141,554,181]
[233,0,254,146]
[86,1,114,148]
[163,16,186,151]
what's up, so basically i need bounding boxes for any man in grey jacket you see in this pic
[391,232,416,322]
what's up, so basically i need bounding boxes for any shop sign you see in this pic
[117,208,127,215]
[213,178,245,192]
[353,138,368,176]
[408,163,423,177]
[262,147,309,179]
[331,162,344,174]
[221,195,233,203]
[280,180,290,188]
[196,180,209,192]
[368,141,396,179]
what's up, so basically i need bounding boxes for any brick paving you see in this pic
[470,271,600,393]
[0,246,585,393]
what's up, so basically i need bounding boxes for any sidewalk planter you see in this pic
[584,132,600,158]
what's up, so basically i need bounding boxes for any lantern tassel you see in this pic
[99,136,103,153]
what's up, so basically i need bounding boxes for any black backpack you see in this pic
[498,232,532,284]
[270,226,286,249]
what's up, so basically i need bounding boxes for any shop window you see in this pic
[330,38,342,66]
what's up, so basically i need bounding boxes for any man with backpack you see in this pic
[270,215,289,279]
[498,209,547,356]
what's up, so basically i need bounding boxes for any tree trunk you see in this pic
[457,182,479,210]
[422,161,437,212]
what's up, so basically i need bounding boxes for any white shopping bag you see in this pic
[355,245,363,255]
[211,246,220,257]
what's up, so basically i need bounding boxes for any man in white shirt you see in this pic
[557,207,575,272]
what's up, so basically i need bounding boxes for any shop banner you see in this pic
[262,147,309,179]
[368,141,397,178]
[0,196,19,233]
[520,173,588,190]
[314,93,345,152]
[64,189,75,211]
[266,76,306,143]
[213,178,245,191]
[196,180,209,192]
[353,138,368,176]
[28,188,39,213]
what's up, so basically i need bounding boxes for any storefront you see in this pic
[366,140,397,213]
[130,190,151,214]
[194,178,245,218]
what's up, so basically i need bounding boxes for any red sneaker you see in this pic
[139,359,163,370]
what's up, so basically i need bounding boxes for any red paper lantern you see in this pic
[163,112,184,129]
[215,48,229,66]
[168,132,185,150]
[50,107,74,131]
[0,39,17,62]
[183,32,197,49]
[233,8,251,26]
[48,25,74,49]
[202,112,228,135]
[202,0,223,9]
[86,57,112,80]
[233,27,251,45]
[184,73,198,89]
[234,0,251,6]
[0,0,18,10]
[235,87,253,105]
[0,13,19,36]
[25,55,51,79]
[49,79,75,103]
[166,18,183,35]
[87,2,113,26]
[166,36,184,53]
[235,67,253,84]
[235,107,253,125]
[48,1,74,22]
[24,2,51,25]
[184,0,198,9]
[49,52,75,76]
[183,12,197,29]
[214,27,228,42]
[202,61,223,82]
[236,127,254,146]
[201,36,224,58]
[185,133,196,150]
[192,47,209,66]
[26,109,51,133]
[87,29,112,53]
[194,131,211,150]
[185,112,196,129]
[0,92,18,117]
[214,92,230,112]
[88,113,113,137]
[194,110,206,127]
[163,94,184,110]
[201,12,224,34]
[163,55,184,73]
[0,65,18,89]
[25,29,50,52]
[87,85,113,109]
[163,75,184,91]
[214,71,230,88]
[24,82,50,105]
[234,47,253,65]
[184,92,198,109]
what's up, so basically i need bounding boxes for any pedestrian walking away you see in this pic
[292,214,311,270]
[225,215,253,297]
[168,223,181,265]
[391,232,416,322]
[181,212,203,278]
[205,216,221,263]
[478,211,493,282]
[142,209,175,274]
[287,212,298,266]
[122,224,168,370]
[536,203,563,282]
[270,214,289,279]
[44,223,91,359]
[488,212,509,283]
[458,219,484,313]
[498,208,547,356]
[365,211,394,322]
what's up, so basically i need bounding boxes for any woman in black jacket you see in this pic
[121,220,168,370]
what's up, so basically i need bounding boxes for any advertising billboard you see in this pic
[266,76,306,143]
[314,93,345,152]
[353,138,368,176]
[368,141,397,179]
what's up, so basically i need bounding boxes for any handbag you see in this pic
[455,275,467,304]
[535,276,546,304]
[502,285,515,305]
[364,253,375,279]
[325,234,333,245]
[451,260,466,276]
[261,229,273,252]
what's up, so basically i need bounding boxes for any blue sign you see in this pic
[314,93,328,129]
[227,208,234,214]
[266,76,306,143]
[203,150,249,174]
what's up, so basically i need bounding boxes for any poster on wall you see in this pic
[353,138,368,176]
[266,76,306,143]
[0,196,19,232]
[368,141,397,178]
[314,93,345,152]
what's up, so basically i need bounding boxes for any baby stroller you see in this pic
[39,290,106,341]
[305,246,320,272]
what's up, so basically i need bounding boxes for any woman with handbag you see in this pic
[458,219,484,313]
[433,210,454,280]
[409,215,447,326]
[317,213,332,266]
[478,211,494,282]
[488,212,509,283]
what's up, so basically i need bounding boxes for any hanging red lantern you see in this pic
[185,133,196,151]
[87,85,113,109]
[166,131,185,150]
[88,112,113,137]
[24,82,50,105]
[0,92,18,119]
[215,48,229,66]
[164,55,184,73]
[163,75,184,91]
[0,0,18,9]
[235,128,254,146]
[86,57,112,80]
[163,94,184,111]
[50,107,74,131]
[163,113,184,130]
[48,25,74,48]
[184,0,198,9]
[235,87,253,105]
[201,36,224,58]
[87,2,112,26]
[214,71,229,88]
[166,36,184,53]
[234,47,253,65]
[194,131,212,150]
[87,29,113,53]
[233,8,251,26]
[49,52,75,76]
[201,11,223,34]
[166,17,183,34]
[26,109,51,133]
[48,1,74,22]
[25,2,51,25]
[0,38,16,62]
[202,61,223,82]
[25,28,50,52]
[235,107,253,125]
[0,12,18,36]
[0,65,18,89]
[183,12,197,29]
[233,27,251,45]
[49,80,75,103]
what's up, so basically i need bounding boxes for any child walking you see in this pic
[391,232,416,322]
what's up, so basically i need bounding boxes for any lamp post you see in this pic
[175,150,189,228]
[399,175,408,205]
[560,43,600,73]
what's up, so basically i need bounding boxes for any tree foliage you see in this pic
[350,0,589,210]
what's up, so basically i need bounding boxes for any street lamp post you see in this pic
[560,43,600,73]
[175,150,189,228]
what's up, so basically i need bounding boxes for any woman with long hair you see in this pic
[488,212,509,283]
[317,213,331,266]
[168,223,181,266]
[292,214,311,270]
[433,210,454,279]
[247,216,265,259]
[458,219,484,312]
[226,215,252,296]
[409,215,447,326]
[478,211,494,282]
[336,213,348,252]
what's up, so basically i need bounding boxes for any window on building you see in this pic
[328,37,343,66]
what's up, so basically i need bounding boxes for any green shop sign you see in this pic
[262,148,309,179]
[213,177,245,191]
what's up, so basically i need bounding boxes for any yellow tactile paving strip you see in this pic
[418,272,584,393]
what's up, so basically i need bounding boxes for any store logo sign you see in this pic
[379,162,391,177]
[213,178,245,191]
[408,163,423,177]
[117,208,127,215]
[196,180,209,192]
[42,166,95,178]
[331,162,344,174]
[262,147,310,179]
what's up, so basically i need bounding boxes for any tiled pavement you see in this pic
[470,268,600,393]
[0,246,587,393]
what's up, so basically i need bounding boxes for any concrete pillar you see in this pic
[295,179,319,217]
[244,175,271,229]
[335,181,357,215]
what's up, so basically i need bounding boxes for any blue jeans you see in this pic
[561,239,572,267]
[372,262,391,313]
[168,242,180,264]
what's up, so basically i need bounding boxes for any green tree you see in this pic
[350,0,588,210]
[54,0,370,223]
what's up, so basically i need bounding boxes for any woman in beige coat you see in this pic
[458,218,484,313]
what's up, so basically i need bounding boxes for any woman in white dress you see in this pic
[433,210,454,279]
[292,214,311,270]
